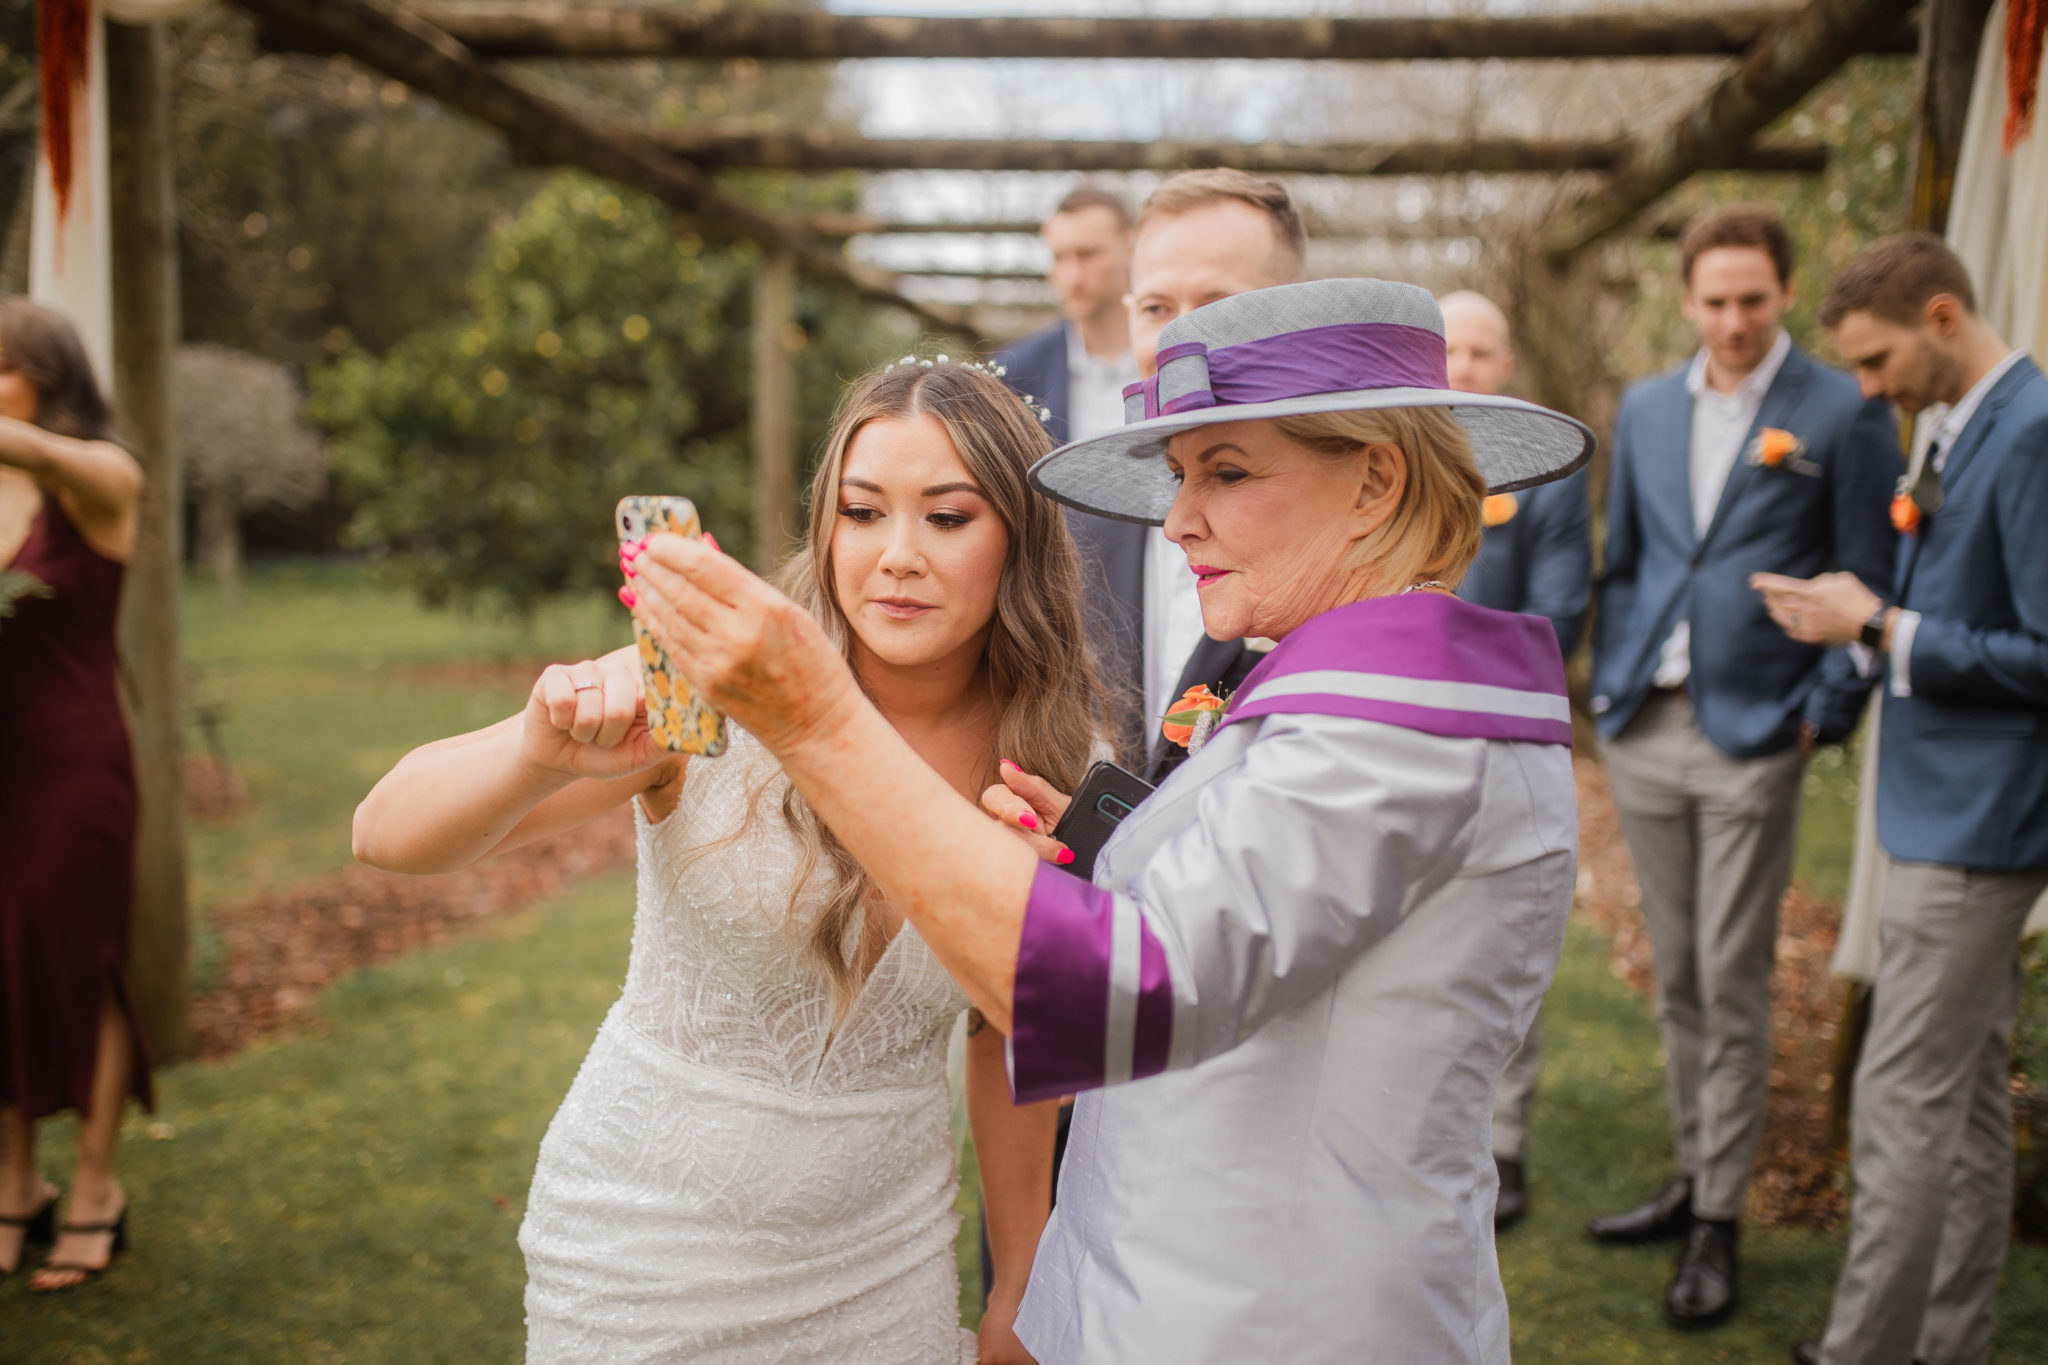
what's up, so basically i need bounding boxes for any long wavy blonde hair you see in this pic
[769,361,1102,1011]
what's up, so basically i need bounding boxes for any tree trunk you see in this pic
[196,482,242,612]
[108,19,191,1065]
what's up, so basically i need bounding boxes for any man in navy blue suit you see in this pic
[1754,237,2048,1365]
[1000,169,1305,775]
[1586,208,1898,1328]
[1441,289,1589,1231]
[992,183,1136,451]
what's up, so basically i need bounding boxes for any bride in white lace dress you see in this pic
[354,360,1102,1364]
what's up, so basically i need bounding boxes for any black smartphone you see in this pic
[1050,761,1156,881]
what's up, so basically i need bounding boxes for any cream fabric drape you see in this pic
[1833,1,2048,981]
[28,3,112,392]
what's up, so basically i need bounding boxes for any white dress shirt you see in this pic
[1066,325,1138,444]
[1888,348,2029,697]
[1652,329,1794,688]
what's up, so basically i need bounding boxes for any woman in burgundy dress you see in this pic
[0,299,151,1291]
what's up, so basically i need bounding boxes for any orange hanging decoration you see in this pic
[38,0,93,227]
[2008,0,2047,153]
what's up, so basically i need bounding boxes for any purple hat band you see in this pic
[1122,321,1450,423]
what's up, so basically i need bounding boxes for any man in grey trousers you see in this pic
[1756,235,2048,1365]
[1587,207,1899,1328]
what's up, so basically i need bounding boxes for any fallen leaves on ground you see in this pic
[189,808,634,1059]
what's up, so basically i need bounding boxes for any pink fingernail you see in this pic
[618,586,637,608]
[1055,848,1075,866]
[623,562,637,578]
[999,759,1019,772]
[703,532,722,553]
[1019,812,1039,830]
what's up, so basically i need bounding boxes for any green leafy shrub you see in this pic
[311,172,903,614]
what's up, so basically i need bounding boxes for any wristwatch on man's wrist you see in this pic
[1858,607,1890,650]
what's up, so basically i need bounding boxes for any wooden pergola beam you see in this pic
[231,0,969,336]
[385,4,1919,62]
[810,215,1049,238]
[653,129,1829,177]
[892,268,1055,283]
[1542,0,1923,262]
[825,211,1695,241]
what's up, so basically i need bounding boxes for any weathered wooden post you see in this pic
[107,15,190,1062]
[1906,0,1997,233]
[750,248,799,573]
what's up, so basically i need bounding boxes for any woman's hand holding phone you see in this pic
[520,647,670,780]
[981,762,1075,867]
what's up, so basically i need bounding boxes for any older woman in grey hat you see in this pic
[626,279,1593,1362]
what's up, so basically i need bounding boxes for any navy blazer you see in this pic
[995,322,1073,446]
[1591,343,1899,757]
[996,322,1256,775]
[1457,470,1591,655]
[1877,357,2048,870]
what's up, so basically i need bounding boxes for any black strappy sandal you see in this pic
[29,1205,127,1292]
[0,1193,59,1277]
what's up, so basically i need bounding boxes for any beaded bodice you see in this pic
[619,728,967,1095]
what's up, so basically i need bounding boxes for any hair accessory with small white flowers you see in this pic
[883,353,1051,426]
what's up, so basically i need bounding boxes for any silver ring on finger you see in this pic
[573,680,602,691]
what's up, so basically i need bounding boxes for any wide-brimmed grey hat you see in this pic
[1027,278,1595,524]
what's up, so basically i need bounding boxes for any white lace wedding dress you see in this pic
[519,730,977,1363]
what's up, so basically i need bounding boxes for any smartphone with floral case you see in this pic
[616,495,728,757]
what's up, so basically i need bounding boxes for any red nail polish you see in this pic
[618,586,637,608]
[1019,812,1039,830]
[1055,848,1075,866]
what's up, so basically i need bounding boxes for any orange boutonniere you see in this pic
[1162,684,1227,751]
[1890,461,1943,536]
[1747,427,1821,477]
[1481,493,1519,527]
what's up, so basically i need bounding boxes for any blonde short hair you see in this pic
[1270,406,1486,591]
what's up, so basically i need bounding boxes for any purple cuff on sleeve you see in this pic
[1009,863,1175,1103]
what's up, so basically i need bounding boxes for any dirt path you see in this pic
[189,809,635,1059]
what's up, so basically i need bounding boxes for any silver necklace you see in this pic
[1402,579,1452,594]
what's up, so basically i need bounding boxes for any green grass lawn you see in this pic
[180,561,627,983]
[6,872,636,1363]
[1505,920,2048,1361]
[11,891,2044,1361]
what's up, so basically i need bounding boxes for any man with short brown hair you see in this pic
[1754,234,2048,1365]
[1588,205,1898,1328]
[995,184,1136,447]
[1108,169,1305,773]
